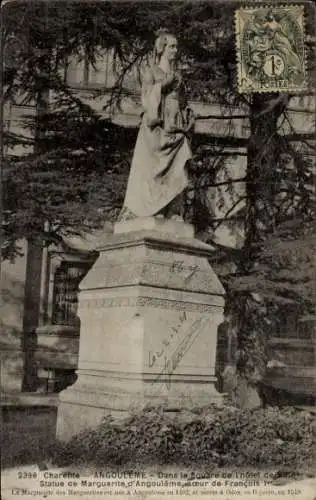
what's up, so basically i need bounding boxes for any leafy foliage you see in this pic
[49,406,314,470]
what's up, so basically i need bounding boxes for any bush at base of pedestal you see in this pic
[49,405,314,472]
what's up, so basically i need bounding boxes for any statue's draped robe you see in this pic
[123,65,192,217]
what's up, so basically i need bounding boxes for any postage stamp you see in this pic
[235,5,308,93]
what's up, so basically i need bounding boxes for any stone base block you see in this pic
[56,377,223,439]
[114,217,194,238]
[57,220,225,441]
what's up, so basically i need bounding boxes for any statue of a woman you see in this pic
[119,31,194,221]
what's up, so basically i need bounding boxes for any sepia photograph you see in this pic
[1,1,316,499]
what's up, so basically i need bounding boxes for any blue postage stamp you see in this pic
[235,5,308,93]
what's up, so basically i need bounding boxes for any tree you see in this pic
[3,1,251,253]
[3,1,316,403]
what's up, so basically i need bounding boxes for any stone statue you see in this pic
[119,31,194,221]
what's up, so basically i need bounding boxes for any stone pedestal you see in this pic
[56,219,225,440]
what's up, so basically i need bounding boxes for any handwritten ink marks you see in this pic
[148,313,209,390]
[148,310,187,368]
[170,260,185,272]
[162,316,207,389]
[170,260,199,283]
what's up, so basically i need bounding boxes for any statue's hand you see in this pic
[161,71,176,88]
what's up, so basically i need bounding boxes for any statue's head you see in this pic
[154,30,178,63]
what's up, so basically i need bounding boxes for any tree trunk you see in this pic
[222,93,287,408]
[21,65,50,391]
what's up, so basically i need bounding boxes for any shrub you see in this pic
[50,405,315,472]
